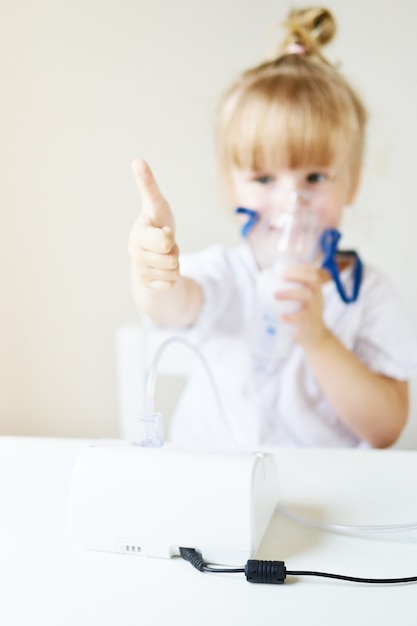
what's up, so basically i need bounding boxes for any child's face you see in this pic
[230,161,356,231]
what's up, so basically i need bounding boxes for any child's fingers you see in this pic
[131,158,176,232]
[274,286,306,315]
[134,261,180,289]
[140,247,180,273]
[128,217,180,289]
[128,219,176,256]
[281,264,321,290]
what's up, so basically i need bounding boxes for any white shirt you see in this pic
[157,244,417,450]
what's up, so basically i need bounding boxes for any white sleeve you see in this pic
[141,245,246,345]
[178,245,237,343]
[353,268,417,380]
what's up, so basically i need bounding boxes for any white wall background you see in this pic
[1,0,417,446]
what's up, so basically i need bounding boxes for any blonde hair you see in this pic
[217,7,367,194]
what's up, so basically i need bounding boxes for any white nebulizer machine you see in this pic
[69,440,278,566]
[69,335,279,567]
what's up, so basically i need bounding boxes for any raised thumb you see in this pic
[131,158,175,231]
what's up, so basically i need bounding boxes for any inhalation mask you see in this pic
[236,190,363,306]
[238,190,320,270]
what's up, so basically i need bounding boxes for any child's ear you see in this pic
[346,164,362,204]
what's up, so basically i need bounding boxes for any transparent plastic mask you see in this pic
[248,190,322,270]
[236,188,363,324]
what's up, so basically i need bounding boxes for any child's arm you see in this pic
[278,264,408,448]
[303,332,408,448]
[128,159,203,327]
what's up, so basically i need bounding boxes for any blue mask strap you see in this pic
[235,207,260,237]
[320,229,363,304]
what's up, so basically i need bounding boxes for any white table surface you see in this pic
[1,436,417,626]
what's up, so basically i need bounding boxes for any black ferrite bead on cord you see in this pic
[245,560,287,584]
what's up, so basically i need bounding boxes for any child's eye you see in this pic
[254,175,274,184]
[306,172,328,183]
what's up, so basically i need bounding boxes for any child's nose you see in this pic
[270,188,311,211]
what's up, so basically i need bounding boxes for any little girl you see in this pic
[128,7,417,449]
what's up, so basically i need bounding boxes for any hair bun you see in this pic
[283,7,336,56]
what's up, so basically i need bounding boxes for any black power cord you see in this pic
[179,548,417,585]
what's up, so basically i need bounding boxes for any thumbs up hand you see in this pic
[129,159,179,290]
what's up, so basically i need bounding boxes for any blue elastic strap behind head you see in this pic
[320,229,363,304]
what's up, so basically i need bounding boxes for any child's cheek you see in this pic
[311,199,340,230]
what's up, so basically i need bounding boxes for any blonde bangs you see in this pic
[220,69,363,174]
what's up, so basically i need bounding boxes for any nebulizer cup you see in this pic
[252,192,322,311]
[247,191,322,376]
